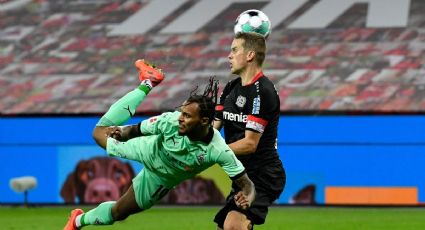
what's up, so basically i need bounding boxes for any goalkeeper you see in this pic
[63,60,255,230]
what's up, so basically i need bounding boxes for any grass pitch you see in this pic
[0,206,424,229]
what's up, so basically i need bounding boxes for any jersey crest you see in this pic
[235,95,246,108]
[197,153,206,164]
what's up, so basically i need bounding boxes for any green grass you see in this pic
[0,206,424,230]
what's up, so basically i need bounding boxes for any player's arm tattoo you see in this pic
[234,173,256,206]
[117,124,142,141]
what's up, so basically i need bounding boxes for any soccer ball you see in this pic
[234,9,271,38]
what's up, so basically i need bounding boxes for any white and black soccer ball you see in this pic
[234,9,271,38]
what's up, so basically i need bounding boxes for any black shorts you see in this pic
[214,163,286,227]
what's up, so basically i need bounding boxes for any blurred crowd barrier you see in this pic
[0,0,424,114]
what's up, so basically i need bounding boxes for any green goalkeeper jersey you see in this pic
[106,111,245,187]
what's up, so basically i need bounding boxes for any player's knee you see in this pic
[223,212,252,230]
[223,221,238,230]
[223,222,252,230]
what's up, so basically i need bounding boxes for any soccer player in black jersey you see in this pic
[213,32,286,230]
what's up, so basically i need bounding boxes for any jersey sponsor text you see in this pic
[223,111,247,123]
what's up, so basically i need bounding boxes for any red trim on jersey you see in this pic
[215,105,224,111]
[247,115,268,126]
[247,71,264,85]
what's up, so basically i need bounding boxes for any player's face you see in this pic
[228,38,248,75]
[178,102,203,136]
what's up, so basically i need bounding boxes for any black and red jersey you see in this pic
[215,72,281,169]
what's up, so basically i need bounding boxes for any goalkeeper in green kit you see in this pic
[63,60,255,230]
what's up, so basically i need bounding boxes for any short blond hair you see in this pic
[235,32,266,66]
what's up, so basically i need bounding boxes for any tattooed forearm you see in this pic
[127,125,142,139]
[118,125,142,141]
[234,173,256,205]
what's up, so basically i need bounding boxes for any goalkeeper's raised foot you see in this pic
[135,59,164,87]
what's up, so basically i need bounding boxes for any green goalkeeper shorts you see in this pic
[107,136,174,209]
[132,168,172,210]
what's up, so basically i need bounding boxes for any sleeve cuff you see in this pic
[230,170,246,181]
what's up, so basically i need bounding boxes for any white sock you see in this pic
[140,79,153,90]
[75,214,83,228]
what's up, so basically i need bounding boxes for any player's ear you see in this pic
[200,117,209,126]
[246,50,256,62]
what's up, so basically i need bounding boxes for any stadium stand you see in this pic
[0,0,424,114]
